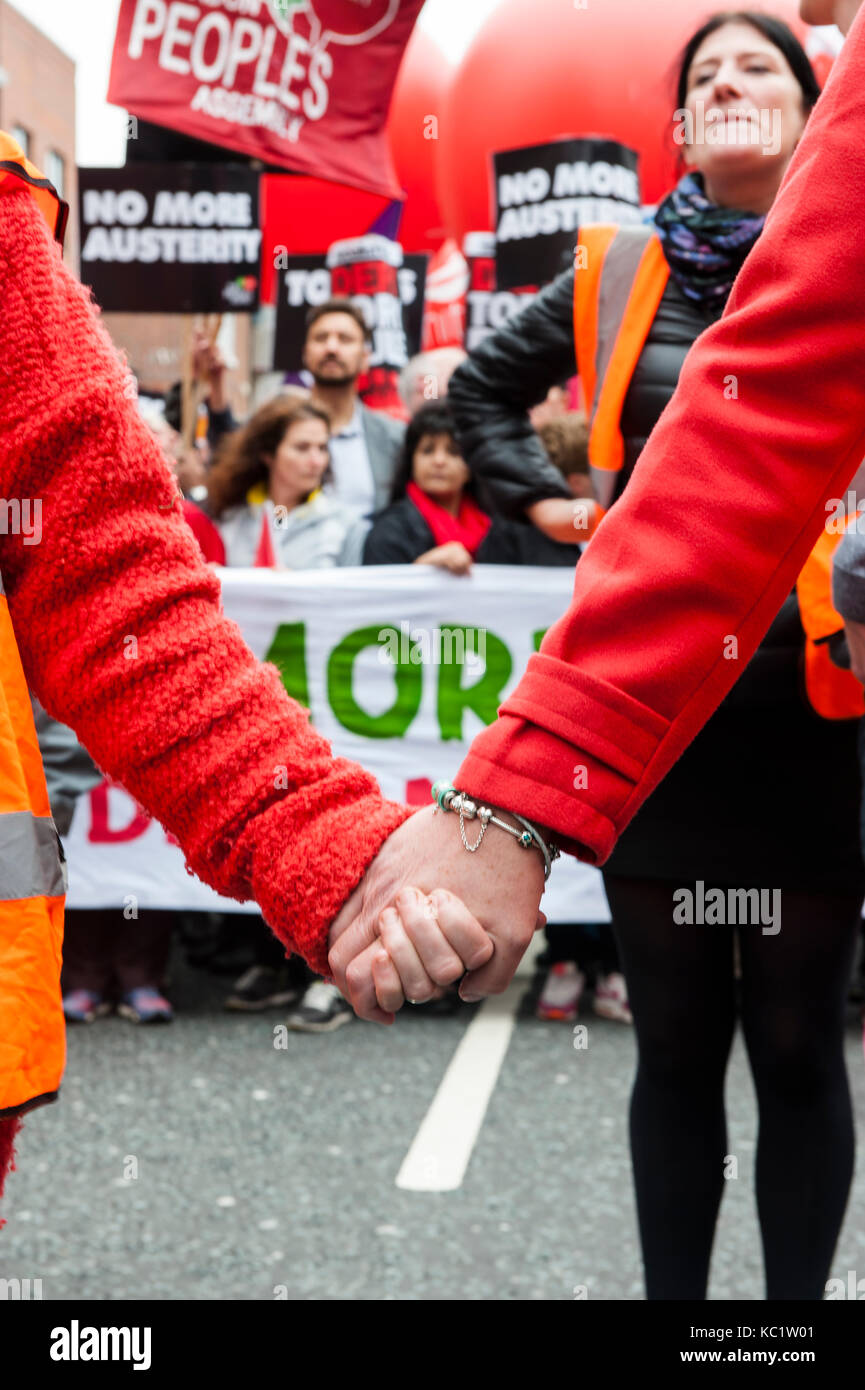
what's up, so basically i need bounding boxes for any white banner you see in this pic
[65,566,610,923]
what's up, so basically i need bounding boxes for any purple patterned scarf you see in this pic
[652,172,765,307]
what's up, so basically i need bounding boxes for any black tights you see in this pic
[603,874,861,1301]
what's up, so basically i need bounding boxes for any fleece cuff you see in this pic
[455,655,670,864]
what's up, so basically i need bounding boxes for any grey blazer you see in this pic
[359,402,406,514]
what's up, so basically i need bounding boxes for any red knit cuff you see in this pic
[243,793,418,977]
[497,654,669,782]
[452,654,669,863]
[456,740,619,865]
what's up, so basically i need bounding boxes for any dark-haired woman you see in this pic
[186,394,365,570]
[448,12,864,1301]
[362,402,590,569]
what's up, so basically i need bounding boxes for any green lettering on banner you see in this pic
[437,628,511,740]
[533,628,548,653]
[328,625,422,739]
[265,622,310,707]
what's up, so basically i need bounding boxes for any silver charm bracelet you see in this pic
[431,779,560,882]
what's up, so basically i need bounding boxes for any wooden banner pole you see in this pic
[181,315,196,450]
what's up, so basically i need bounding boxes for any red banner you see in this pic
[107,0,424,199]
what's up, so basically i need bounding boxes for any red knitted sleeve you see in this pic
[0,189,414,975]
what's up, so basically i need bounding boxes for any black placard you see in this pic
[78,163,261,314]
[493,137,642,291]
[400,254,429,360]
[272,250,428,372]
[272,254,331,372]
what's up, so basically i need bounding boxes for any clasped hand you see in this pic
[327,802,546,1023]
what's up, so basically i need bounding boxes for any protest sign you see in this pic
[272,246,427,371]
[493,137,642,291]
[326,234,407,412]
[462,231,537,352]
[78,163,261,313]
[272,252,331,370]
[400,253,429,360]
[421,238,469,352]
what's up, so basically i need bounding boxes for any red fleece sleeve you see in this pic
[457,6,865,862]
[0,188,414,976]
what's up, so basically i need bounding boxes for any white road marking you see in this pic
[395,937,541,1192]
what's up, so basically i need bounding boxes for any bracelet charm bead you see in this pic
[431,778,454,810]
[430,779,560,881]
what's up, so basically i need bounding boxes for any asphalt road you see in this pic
[2,944,864,1302]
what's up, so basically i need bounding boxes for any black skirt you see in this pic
[604,598,865,894]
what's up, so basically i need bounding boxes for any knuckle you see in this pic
[377,909,400,943]
[431,957,464,986]
[345,959,365,994]
[467,938,494,969]
[465,951,491,974]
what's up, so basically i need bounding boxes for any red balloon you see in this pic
[387,27,452,252]
[436,0,809,243]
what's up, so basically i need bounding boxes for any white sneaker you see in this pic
[536,962,586,1021]
[593,971,633,1024]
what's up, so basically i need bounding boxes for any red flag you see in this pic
[107,1,425,199]
[259,173,396,302]
[253,506,278,568]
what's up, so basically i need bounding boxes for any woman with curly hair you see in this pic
[185,394,365,569]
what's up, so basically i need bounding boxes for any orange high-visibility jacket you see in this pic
[0,131,69,1118]
[573,223,863,721]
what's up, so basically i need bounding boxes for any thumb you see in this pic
[327,877,367,948]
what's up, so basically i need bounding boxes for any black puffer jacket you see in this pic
[448,264,720,516]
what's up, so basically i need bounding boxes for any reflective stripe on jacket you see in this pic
[0,133,68,1116]
[0,568,66,1116]
[573,223,669,509]
[573,221,862,722]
